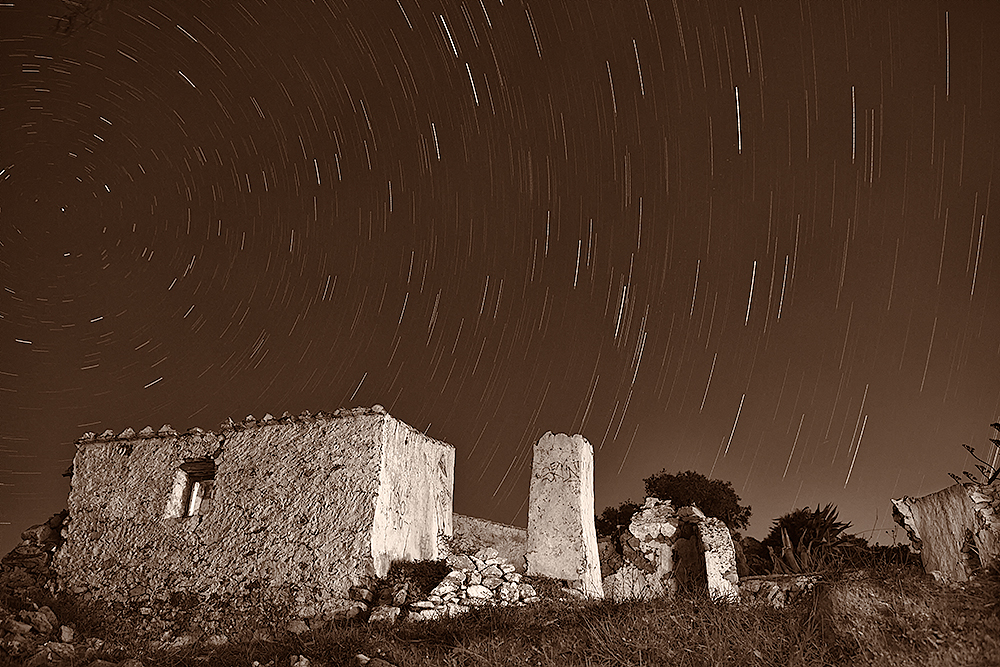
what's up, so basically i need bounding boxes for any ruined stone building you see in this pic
[53,406,454,618]
[53,405,743,621]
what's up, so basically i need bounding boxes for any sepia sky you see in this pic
[2,0,999,552]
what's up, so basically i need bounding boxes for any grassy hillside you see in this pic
[9,557,995,667]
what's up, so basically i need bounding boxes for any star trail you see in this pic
[2,0,999,551]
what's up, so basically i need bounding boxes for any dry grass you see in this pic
[54,561,993,667]
[6,558,997,667]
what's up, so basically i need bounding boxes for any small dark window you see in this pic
[165,457,216,518]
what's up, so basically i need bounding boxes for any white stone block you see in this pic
[526,432,603,598]
[697,517,740,602]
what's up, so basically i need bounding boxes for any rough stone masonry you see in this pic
[892,481,1000,582]
[52,406,454,619]
[599,497,740,603]
[526,432,603,597]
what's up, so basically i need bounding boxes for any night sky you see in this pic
[3,0,999,554]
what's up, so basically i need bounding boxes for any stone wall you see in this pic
[371,416,455,576]
[452,514,527,572]
[53,407,454,618]
[600,498,740,603]
[965,482,1000,572]
[891,482,1000,581]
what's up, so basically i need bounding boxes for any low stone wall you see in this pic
[360,547,540,625]
[738,574,822,608]
[452,514,527,572]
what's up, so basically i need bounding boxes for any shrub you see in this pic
[643,470,752,531]
[595,500,642,538]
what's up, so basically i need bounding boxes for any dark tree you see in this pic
[643,470,752,531]
[595,470,751,537]
[595,500,641,538]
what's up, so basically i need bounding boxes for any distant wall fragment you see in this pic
[452,513,527,572]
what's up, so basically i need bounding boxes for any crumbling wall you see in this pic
[54,408,455,619]
[965,483,1000,571]
[601,498,740,602]
[452,514,527,572]
[892,483,981,581]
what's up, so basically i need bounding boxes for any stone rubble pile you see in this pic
[1,513,233,666]
[0,513,134,666]
[1,511,67,591]
[0,602,101,666]
[737,574,823,608]
[335,547,542,626]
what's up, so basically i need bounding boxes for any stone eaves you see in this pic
[71,404,450,449]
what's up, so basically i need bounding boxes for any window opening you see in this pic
[165,457,217,518]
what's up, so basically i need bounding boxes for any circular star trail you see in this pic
[2,0,999,549]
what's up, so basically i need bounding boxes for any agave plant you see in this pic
[763,504,853,574]
[948,422,1000,486]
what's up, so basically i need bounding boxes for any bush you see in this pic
[595,500,642,538]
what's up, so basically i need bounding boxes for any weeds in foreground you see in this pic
[7,549,997,667]
[77,558,998,667]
